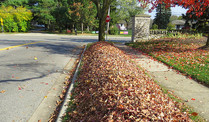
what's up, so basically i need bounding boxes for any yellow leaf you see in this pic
[0,90,6,93]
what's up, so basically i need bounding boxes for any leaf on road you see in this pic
[34,56,38,60]
[0,90,6,93]
[191,98,196,100]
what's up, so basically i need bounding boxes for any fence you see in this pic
[150,30,198,35]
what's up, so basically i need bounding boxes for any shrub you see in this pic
[110,25,119,35]
[167,22,175,30]
[152,24,158,30]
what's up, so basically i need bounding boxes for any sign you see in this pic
[0,18,3,25]
[106,15,110,23]
[120,31,129,35]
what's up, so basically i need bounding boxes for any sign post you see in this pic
[106,15,110,23]
[1,18,3,33]
[106,6,110,41]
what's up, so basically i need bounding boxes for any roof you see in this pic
[171,20,186,25]
[117,20,126,24]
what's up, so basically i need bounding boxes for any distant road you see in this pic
[0,33,131,121]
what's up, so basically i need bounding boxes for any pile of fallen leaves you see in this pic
[66,41,191,121]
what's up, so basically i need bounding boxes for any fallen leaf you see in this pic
[59,94,64,99]
[64,42,191,121]
[44,96,47,98]
[191,112,198,116]
[0,90,6,93]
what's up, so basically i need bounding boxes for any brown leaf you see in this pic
[191,112,198,116]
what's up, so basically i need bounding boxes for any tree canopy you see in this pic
[117,0,144,29]
[153,2,171,29]
[0,5,32,32]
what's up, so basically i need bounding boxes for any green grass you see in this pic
[126,38,209,85]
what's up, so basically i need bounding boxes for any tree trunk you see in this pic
[99,17,106,41]
[92,0,112,42]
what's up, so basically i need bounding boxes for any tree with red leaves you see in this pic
[139,0,209,48]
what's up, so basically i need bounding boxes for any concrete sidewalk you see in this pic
[115,44,209,121]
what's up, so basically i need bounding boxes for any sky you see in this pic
[146,6,188,19]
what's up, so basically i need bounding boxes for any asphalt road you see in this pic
[0,33,131,122]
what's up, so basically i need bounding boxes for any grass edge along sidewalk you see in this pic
[62,41,194,121]
[126,38,209,86]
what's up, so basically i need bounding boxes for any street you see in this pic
[0,33,130,121]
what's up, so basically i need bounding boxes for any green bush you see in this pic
[167,22,175,30]
[110,26,119,35]
[152,24,158,30]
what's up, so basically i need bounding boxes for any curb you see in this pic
[56,45,87,122]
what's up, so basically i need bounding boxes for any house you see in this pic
[117,20,127,30]
[171,20,186,30]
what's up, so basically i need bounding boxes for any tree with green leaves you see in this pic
[170,15,182,22]
[153,2,171,29]
[117,0,144,30]
[0,5,32,32]
[51,0,71,32]
[69,0,97,34]
[1,0,29,8]
[32,0,56,31]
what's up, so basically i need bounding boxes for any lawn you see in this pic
[126,37,209,85]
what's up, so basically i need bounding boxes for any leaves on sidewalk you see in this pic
[66,42,191,121]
